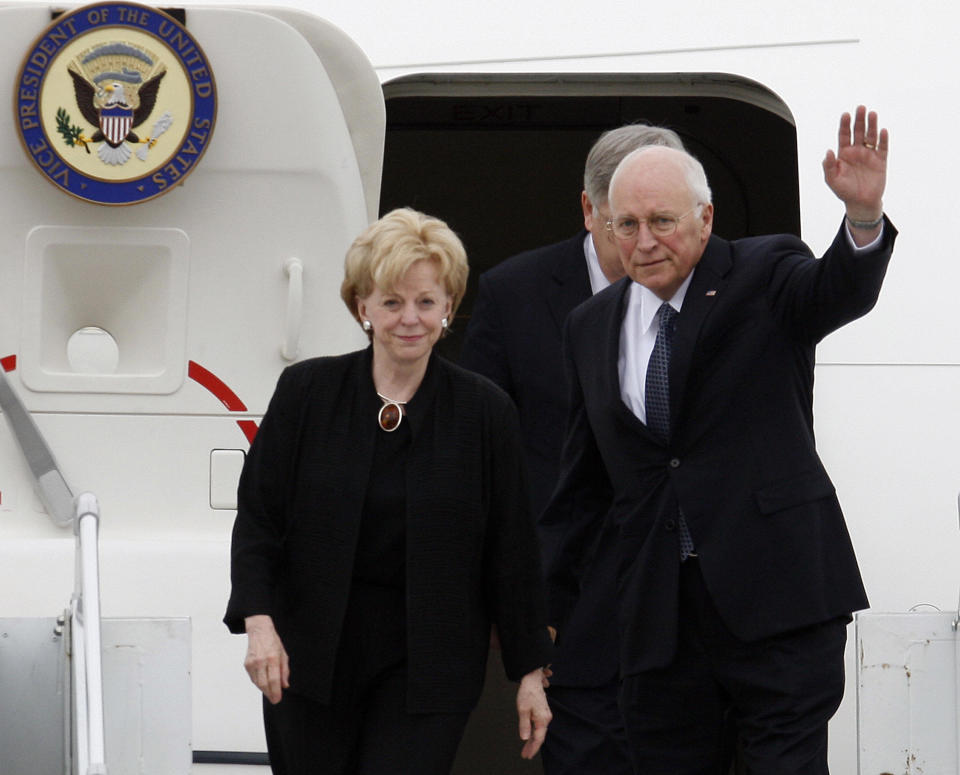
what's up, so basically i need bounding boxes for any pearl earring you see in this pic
[441,317,449,329]
[362,319,372,331]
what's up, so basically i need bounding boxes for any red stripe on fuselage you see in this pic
[188,361,247,411]
[0,356,258,443]
[188,360,259,443]
[237,420,259,445]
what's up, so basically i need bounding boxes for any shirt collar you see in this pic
[583,232,613,295]
[632,270,696,335]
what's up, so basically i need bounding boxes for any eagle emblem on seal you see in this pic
[64,42,172,165]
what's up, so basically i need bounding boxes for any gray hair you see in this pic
[609,145,713,210]
[583,124,685,206]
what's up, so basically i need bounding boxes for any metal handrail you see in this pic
[73,493,107,775]
[0,368,72,526]
[0,369,107,773]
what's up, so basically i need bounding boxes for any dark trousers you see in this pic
[263,678,470,774]
[541,681,633,775]
[263,583,470,774]
[619,559,848,775]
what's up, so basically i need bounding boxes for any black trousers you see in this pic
[619,559,848,775]
[263,583,470,775]
[263,678,470,774]
[541,681,633,775]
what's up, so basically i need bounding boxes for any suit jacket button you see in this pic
[665,519,676,531]
[669,458,680,468]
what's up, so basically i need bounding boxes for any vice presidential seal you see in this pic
[15,2,217,205]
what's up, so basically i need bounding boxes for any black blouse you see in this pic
[353,404,410,589]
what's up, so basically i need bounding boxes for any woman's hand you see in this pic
[516,667,552,759]
[244,614,290,704]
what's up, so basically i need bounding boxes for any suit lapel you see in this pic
[670,236,731,425]
[601,278,653,435]
[545,231,593,332]
[587,239,733,442]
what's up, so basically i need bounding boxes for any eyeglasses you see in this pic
[605,206,701,240]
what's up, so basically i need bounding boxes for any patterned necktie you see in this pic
[645,303,695,560]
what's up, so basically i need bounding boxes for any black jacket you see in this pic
[546,220,896,677]
[461,231,592,516]
[224,348,552,711]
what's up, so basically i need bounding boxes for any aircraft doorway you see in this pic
[381,72,799,363]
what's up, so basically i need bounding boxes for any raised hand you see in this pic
[822,105,888,225]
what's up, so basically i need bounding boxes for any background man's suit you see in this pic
[462,232,590,521]
[461,231,627,771]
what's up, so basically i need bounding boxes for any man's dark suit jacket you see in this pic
[461,231,620,687]
[224,348,552,712]
[545,219,896,678]
[461,231,592,516]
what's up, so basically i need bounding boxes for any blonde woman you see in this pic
[225,208,552,774]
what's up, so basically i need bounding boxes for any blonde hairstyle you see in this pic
[341,208,469,335]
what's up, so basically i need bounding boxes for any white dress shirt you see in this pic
[618,274,693,424]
